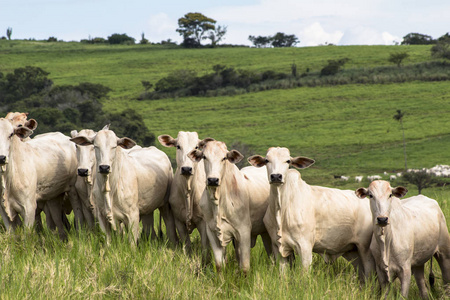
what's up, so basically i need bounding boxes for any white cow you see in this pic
[389,175,397,181]
[71,128,178,245]
[188,139,271,273]
[159,132,209,257]
[248,147,375,281]
[355,176,363,183]
[70,128,98,229]
[0,118,77,239]
[356,180,450,299]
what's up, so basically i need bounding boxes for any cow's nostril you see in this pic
[181,166,193,176]
[207,177,219,186]
[78,168,89,177]
[0,155,6,164]
[270,173,283,183]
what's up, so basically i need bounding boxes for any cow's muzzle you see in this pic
[270,173,283,184]
[0,155,6,165]
[207,177,219,187]
[376,216,389,227]
[181,166,193,176]
[78,168,89,177]
[99,165,110,174]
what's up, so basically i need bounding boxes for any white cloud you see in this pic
[148,13,180,43]
[299,22,343,46]
[339,26,400,45]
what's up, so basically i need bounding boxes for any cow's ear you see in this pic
[188,149,204,162]
[70,136,93,146]
[290,156,315,169]
[355,188,369,199]
[101,124,110,131]
[70,130,78,138]
[392,186,408,198]
[248,155,267,168]
[117,137,136,149]
[14,127,33,139]
[158,135,176,147]
[24,119,38,130]
[198,138,215,150]
[227,150,244,164]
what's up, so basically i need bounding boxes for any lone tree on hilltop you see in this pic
[401,32,435,45]
[271,32,299,47]
[393,109,407,170]
[388,52,409,67]
[176,12,217,47]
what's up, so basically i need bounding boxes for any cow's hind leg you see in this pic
[46,198,68,241]
[413,265,429,299]
[343,250,365,283]
[141,212,156,241]
[174,217,191,252]
[159,203,179,246]
[434,252,450,294]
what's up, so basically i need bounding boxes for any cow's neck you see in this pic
[178,161,205,230]
[269,184,283,244]
[207,161,241,247]
[373,198,404,276]
[3,136,31,221]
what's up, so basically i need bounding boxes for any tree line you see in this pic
[3,12,449,49]
[0,66,155,146]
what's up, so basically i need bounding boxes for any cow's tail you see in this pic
[429,257,435,288]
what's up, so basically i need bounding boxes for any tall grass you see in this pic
[1,188,449,300]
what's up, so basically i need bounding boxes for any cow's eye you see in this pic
[265,159,269,163]
[195,146,199,149]
[388,194,393,198]
[367,194,373,199]
[203,155,207,160]
[222,157,227,161]
[17,124,22,127]
[176,145,181,150]
[286,160,291,164]
[9,133,13,138]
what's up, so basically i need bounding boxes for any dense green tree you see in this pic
[401,32,435,45]
[107,33,135,45]
[176,12,216,47]
[320,58,350,76]
[271,32,299,47]
[431,40,450,60]
[400,170,439,194]
[140,32,149,44]
[248,35,271,48]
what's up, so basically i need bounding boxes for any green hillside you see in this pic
[1,40,449,186]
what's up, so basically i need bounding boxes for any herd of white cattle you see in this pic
[1,112,450,299]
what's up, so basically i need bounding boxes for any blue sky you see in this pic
[1,0,449,46]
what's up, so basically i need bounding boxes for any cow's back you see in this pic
[128,146,172,213]
[26,132,77,200]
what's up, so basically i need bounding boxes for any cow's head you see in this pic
[5,112,34,129]
[248,147,314,185]
[188,139,242,187]
[0,118,36,165]
[355,180,408,227]
[158,131,202,176]
[70,125,136,175]
[71,129,97,177]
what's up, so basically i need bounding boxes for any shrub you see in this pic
[388,52,409,67]
[107,33,135,45]
[320,58,350,76]
[47,37,58,42]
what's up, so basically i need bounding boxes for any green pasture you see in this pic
[1,40,450,298]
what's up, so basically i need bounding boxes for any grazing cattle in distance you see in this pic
[356,180,450,299]
[0,118,77,239]
[188,139,272,273]
[71,128,178,245]
[159,132,209,258]
[355,176,363,183]
[340,175,349,181]
[248,147,375,281]
[389,175,397,181]
[368,175,382,181]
